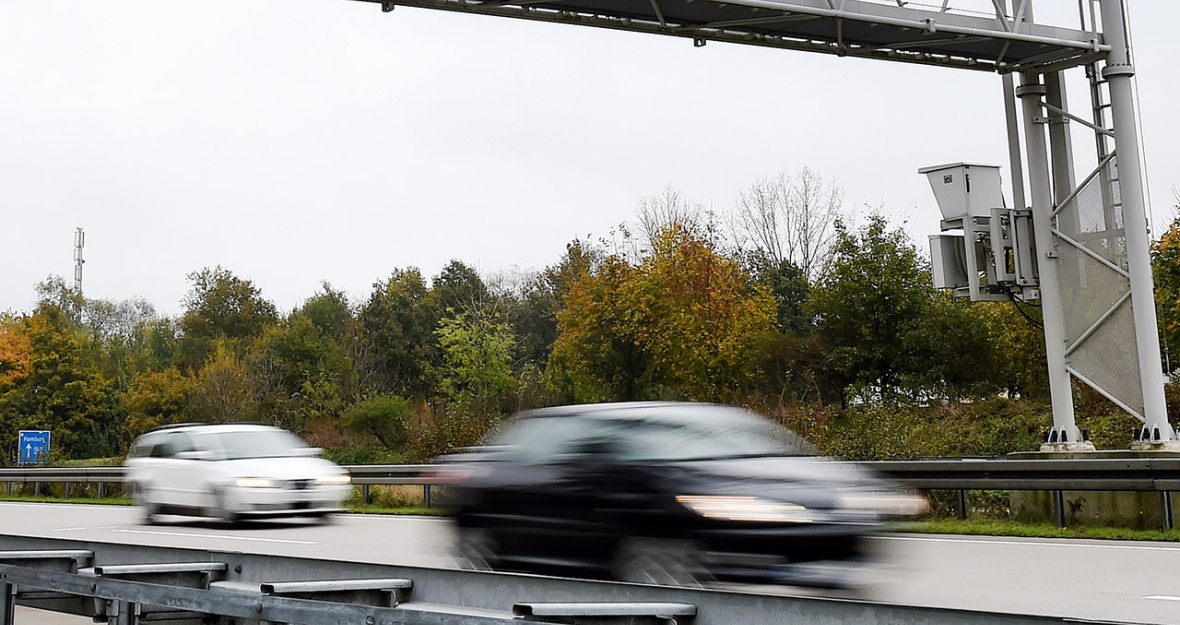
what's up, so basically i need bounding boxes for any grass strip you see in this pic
[899,517,1180,541]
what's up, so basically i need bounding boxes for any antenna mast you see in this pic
[74,227,85,295]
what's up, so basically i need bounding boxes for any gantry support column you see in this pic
[1018,73,1081,443]
[1099,0,1175,441]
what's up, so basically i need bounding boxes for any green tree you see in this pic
[432,260,489,318]
[359,268,439,398]
[179,266,278,370]
[125,368,194,436]
[809,215,934,401]
[341,394,413,450]
[436,310,516,417]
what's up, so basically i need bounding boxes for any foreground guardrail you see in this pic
[3,458,1178,528]
[0,534,1136,625]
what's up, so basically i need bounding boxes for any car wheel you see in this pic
[612,538,713,588]
[207,488,239,527]
[452,526,497,571]
[134,484,159,525]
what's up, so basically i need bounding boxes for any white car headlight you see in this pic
[236,478,274,488]
[676,495,815,523]
[316,474,351,485]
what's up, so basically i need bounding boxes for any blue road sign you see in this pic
[18,430,51,464]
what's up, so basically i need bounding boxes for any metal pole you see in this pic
[1162,491,1175,532]
[1053,490,1067,527]
[424,485,432,508]
[1098,0,1175,440]
[955,490,968,520]
[0,580,14,625]
[1018,72,1081,443]
[1003,73,1028,215]
[1044,72,1076,200]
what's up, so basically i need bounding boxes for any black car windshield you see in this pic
[211,430,309,460]
[606,406,816,461]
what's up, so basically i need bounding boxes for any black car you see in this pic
[434,402,927,588]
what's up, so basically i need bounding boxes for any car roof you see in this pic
[519,402,765,427]
[142,423,284,436]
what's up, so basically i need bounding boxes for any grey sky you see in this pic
[3,0,1178,317]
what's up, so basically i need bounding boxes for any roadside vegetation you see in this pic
[4,170,1180,535]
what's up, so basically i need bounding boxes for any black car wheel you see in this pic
[612,538,713,588]
[134,483,160,525]
[452,526,497,571]
[207,488,239,527]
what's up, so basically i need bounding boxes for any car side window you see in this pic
[496,416,600,465]
[149,432,195,458]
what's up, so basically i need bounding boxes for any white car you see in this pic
[124,423,352,524]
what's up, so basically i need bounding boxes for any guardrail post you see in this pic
[424,485,431,508]
[1,579,15,625]
[1162,492,1175,532]
[64,482,71,500]
[34,482,40,497]
[362,485,371,506]
[108,599,139,625]
[98,482,105,499]
[1053,491,1067,528]
[955,490,968,520]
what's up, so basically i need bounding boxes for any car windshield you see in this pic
[210,430,309,460]
[605,406,816,462]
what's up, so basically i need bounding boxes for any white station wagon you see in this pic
[124,423,352,524]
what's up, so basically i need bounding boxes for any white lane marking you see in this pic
[114,529,316,545]
[1144,595,1180,602]
[876,535,1180,553]
[52,527,87,532]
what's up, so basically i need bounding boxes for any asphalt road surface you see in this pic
[2,502,1178,624]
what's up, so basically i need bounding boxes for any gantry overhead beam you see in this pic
[355,0,1106,72]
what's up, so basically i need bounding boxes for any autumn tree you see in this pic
[1153,215,1180,371]
[0,304,122,460]
[552,224,775,402]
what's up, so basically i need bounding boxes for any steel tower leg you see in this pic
[1018,72,1081,444]
[1098,0,1175,441]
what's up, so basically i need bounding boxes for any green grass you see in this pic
[346,505,449,516]
[899,517,1180,541]
[0,494,132,506]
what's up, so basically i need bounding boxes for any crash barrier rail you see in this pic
[0,534,1134,625]
[3,458,1178,528]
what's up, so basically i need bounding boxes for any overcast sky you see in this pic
[3,0,1178,317]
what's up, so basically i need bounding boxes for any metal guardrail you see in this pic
[0,534,1138,625]
[3,458,1178,528]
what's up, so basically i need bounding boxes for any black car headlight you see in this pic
[676,495,817,523]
